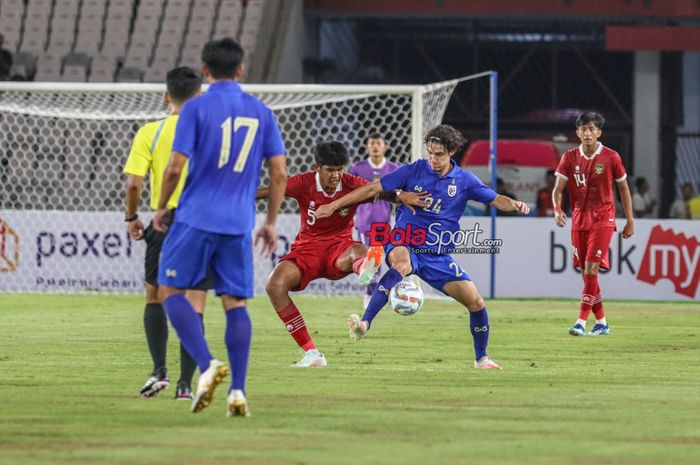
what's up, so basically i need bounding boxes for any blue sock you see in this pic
[163,294,213,372]
[225,306,252,394]
[366,282,378,296]
[469,307,489,361]
[361,268,404,328]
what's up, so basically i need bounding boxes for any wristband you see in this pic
[553,205,562,213]
[124,214,138,222]
[394,189,403,201]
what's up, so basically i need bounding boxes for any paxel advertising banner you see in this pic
[1,211,698,300]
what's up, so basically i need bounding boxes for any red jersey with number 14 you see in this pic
[555,143,627,231]
[285,171,369,244]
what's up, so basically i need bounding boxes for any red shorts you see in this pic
[281,237,361,291]
[571,227,615,270]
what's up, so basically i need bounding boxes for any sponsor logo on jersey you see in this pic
[166,269,177,277]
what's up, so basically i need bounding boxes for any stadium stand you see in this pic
[1,0,271,82]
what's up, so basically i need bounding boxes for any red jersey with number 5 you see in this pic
[285,171,369,244]
[555,144,627,231]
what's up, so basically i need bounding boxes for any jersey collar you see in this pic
[367,158,387,169]
[208,81,242,93]
[578,143,603,160]
[315,172,343,197]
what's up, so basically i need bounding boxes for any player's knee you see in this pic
[391,261,411,277]
[468,294,485,311]
[265,277,287,298]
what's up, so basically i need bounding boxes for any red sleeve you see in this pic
[285,173,307,199]
[555,151,571,181]
[612,152,627,182]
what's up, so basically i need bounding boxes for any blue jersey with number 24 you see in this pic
[172,81,286,234]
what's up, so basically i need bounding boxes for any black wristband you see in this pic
[124,214,138,222]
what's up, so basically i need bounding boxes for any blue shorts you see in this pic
[158,222,254,298]
[385,243,470,294]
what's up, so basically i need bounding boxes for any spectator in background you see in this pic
[632,177,656,218]
[689,186,700,220]
[496,177,517,216]
[0,33,13,81]
[536,170,556,217]
[669,183,693,219]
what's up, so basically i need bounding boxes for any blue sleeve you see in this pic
[464,170,498,205]
[262,108,286,158]
[172,100,198,158]
[380,163,413,191]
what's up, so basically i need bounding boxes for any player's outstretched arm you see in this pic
[552,177,567,227]
[316,181,385,218]
[255,155,287,256]
[376,190,431,214]
[153,151,188,232]
[491,195,530,215]
[125,174,145,240]
[616,178,635,238]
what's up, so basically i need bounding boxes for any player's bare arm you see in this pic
[377,190,430,213]
[255,154,287,257]
[315,181,385,218]
[491,194,530,215]
[125,174,145,240]
[616,178,635,238]
[153,151,187,232]
[552,176,567,227]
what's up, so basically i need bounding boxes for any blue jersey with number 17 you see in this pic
[172,81,286,234]
[380,159,497,254]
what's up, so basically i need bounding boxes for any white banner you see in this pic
[1,211,698,300]
[450,217,700,301]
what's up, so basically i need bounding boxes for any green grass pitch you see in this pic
[1,294,699,465]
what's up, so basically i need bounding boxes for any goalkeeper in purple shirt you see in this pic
[349,133,399,309]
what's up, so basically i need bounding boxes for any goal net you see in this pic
[0,78,474,294]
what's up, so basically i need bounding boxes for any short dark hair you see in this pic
[635,177,647,190]
[201,37,244,79]
[425,124,466,153]
[166,67,201,102]
[314,141,349,166]
[365,132,384,143]
[576,111,605,129]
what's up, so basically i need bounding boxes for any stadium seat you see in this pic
[88,55,117,82]
[0,0,24,51]
[34,53,62,82]
[63,64,88,82]
[117,66,143,83]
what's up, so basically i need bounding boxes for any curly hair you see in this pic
[424,125,466,153]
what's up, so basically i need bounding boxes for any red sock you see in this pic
[592,281,605,320]
[352,256,364,275]
[277,302,315,351]
[579,274,598,321]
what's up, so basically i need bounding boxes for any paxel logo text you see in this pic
[36,231,134,267]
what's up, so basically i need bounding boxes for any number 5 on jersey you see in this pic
[217,116,259,172]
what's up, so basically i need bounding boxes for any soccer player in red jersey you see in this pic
[258,141,426,367]
[552,111,635,336]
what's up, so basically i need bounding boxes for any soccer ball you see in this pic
[389,279,424,316]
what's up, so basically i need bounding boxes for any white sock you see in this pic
[595,318,607,326]
[576,319,587,328]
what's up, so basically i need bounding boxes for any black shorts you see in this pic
[144,219,212,290]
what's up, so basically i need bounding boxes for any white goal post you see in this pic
[0,75,489,294]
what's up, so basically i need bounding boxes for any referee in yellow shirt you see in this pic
[124,67,209,400]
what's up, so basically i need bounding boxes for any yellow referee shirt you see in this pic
[123,115,188,210]
[689,195,700,220]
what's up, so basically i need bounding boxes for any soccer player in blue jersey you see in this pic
[153,38,287,416]
[316,125,529,369]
